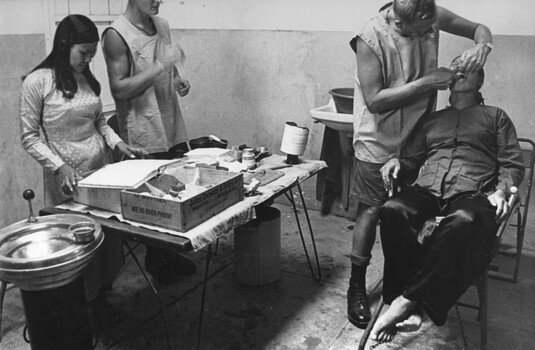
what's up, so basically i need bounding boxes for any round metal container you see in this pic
[0,214,104,291]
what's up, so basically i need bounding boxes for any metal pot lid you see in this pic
[0,214,104,271]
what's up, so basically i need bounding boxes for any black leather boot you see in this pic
[347,271,371,329]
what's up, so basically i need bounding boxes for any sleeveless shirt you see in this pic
[351,5,439,164]
[106,15,188,153]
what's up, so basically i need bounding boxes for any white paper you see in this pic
[185,147,231,157]
[78,159,182,189]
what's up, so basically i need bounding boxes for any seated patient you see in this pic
[373,59,525,342]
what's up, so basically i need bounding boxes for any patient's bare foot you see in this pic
[370,296,417,343]
[396,306,422,332]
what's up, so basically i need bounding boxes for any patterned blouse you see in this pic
[20,68,123,177]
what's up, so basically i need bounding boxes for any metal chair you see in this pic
[358,186,521,350]
[489,138,535,283]
[454,188,520,350]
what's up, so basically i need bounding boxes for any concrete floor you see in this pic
[1,202,535,350]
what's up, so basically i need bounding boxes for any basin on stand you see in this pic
[0,190,104,349]
[310,100,356,212]
[310,99,354,137]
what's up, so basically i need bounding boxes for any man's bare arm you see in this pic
[437,6,492,72]
[356,37,453,114]
[102,28,163,100]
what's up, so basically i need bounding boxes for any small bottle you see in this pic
[241,148,256,169]
[232,145,241,162]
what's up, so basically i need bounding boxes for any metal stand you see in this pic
[196,244,213,350]
[284,182,322,281]
[122,240,214,350]
[122,240,172,350]
[20,276,93,350]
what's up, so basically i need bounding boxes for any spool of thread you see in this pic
[280,122,309,163]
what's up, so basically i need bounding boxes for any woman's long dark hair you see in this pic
[27,15,101,98]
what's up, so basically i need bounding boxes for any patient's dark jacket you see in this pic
[399,104,525,198]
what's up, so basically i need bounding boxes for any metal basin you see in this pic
[0,214,104,291]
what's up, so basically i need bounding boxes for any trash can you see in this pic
[234,206,281,286]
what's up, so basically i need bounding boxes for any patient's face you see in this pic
[449,58,483,92]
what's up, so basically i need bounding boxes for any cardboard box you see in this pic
[73,159,184,213]
[120,167,244,232]
[74,186,123,213]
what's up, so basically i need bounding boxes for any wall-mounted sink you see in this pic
[310,100,354,136]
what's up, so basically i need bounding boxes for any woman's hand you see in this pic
[56,164,80,195]
[459,43,491,73]
[115,142,149,159]
[174,77,190,97]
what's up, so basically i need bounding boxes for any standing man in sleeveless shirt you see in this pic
[347,0,493,330]
[102,0,196,285]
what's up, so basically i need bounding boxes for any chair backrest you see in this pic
[515,138,535,231]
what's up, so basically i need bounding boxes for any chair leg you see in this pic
[512,213,524,283]
[477,271,488,350]
[0,280,7,342]
[358,297,384,350]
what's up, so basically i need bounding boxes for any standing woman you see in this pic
[20,15,146,304]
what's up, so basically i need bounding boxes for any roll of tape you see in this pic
[280,122,309,156]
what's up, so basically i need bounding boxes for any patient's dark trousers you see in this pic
[379,185,499,325]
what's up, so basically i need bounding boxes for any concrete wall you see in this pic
[1,0,534,228]
[0,34,47,227]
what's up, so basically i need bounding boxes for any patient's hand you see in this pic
[487,189,508,222]
[380,158,401,192]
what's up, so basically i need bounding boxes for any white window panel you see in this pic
[54,0,69,16]
[109,0,128,15]
[68,0,90,14]
[89,0,110,16]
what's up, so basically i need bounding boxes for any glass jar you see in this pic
[242,148,256,169]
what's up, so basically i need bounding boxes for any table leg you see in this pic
[123,240,172,350]
[197,243,213,350]
[284,184,322,281]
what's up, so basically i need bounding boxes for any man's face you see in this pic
[133,0,163,16]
